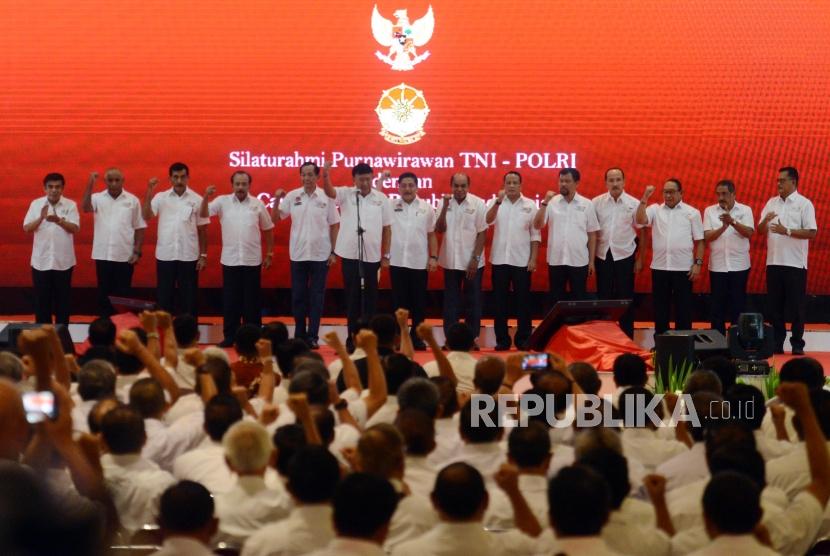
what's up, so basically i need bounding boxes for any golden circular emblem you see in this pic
[375,83,430,145]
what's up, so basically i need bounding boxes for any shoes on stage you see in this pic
[309,340,320,350]
[441,344,449,351]
[217,338,234,348]
[791,347,805,355]
[412,341,427,351]
[494,344,511,352]
[471,341,480,352]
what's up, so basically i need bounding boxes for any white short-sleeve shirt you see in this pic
[542,192,600,267]
[703,202,754,272]
[645,202,704,271]
[487,195,541,267]
[438,193,488,271]
[150,188,210,262]
[208,194,275,266]
[278,187,340,262]
[760,191,817,269]
[333,187,392,263]
[24,196,79,271]
[389,196,435,269]
[91,190,147,262]
[592,191,642,261]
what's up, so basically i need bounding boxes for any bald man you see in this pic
[473,357,506,396]
[82,169,147,316]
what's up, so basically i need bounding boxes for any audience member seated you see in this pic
[761,356,825,441]
[396,408,438,500]
[173,394,244,494]
[307,472,399,556]
[423,323,477,392]
[446,400,505,479]
[242,446,340,556]
[726,383,795,460]
[472,356,506,397]
[427,376,463,466]
[231,324,265,389]
[151,480,218,556]
[568,361,602,395]
[72,359,117,433]
[618,386,688,472]
[612,352,648,407]
[684,370,723,397]
[166,314,201,389]
[215,421,292,544]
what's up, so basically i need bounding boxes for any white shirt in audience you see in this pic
[173,438,235,494]
[215,475,293,545]
[404,455,437,500]
[327,348,366,380]
[655,442,708,491]
[70,399,97,434]
[143,415,205,471]
[423,352,477,393]
[766,441,830,499]
[427,416,462,468]
[164,392,204,424]
[385,482,438,553]
[306,538,385,556]
[484,473,548,529]
[687,533,779,555]
[100,453,176,533]
[760,402,797,441]
[151,537,215,556]
[621,427,688,472]
[753,429,796,461]
[554,536,622,556]
[602,503,670,556]
[241,504,335,556]
[764,490,825,556]
[365,396,399,427]
[445,442,506,482]
[390,521,543,556]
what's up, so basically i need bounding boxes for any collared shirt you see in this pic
[307,538,386,556]
[172,440,236,494]
[687,534,779,556]
[603,504,670,556]
[208,194,275,266]
[764,490,825,555]
[445,442,506,481]
[279,187,340,262]
[593,191,642,261]
[438,194,488,271]
[24,196,79,271]
[753,429,796,461]
[621,427,689,472]
[390,521,500,556]
[645,202,704,271]
[165,392,203,424]
[404,455,437,501]
[428,416,463,468]
[487,195,541,267]
[241,504,335,556]
[143,415,205,472]
[541,192,600,267]
[90,190,146,261]
[760,190,817,269]
[149,187,209,261]
[767,440,830,498]
[333,186,392,263]
[389,196,436,269]
[422,351,477,393]
[215,475,292,545]
[703,202,754,272]
[655,442,708,491]
[485,473,549,529]
[386,486,437,553]
[100,453,176,533]
[151,537,215,556]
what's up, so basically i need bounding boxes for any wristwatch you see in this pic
[382,253,391,260]
[199,253,207,259]
[786,228,792,237]
[694,258,703,265]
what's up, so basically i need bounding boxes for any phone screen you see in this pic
[22,391,57,424]
[522,353,550,371]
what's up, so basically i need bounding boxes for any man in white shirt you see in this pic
[99,405,177,533]
[215,421,292,544]
[82,168,147,316]
[142,162,210,317]
[323,162,392,351]
[309,473,399,556]
[533,168,600,307]
[758,166,817,355]
[703,179,754,335]
[23,172,80,324]
[435,173,487,348]
[242,445,339,556]
[273,161,340,349]
[636,179,704,335]
[389,172,438,350]
[201,172,275,347]
[592,167,645,338]
[486,171,540,351]
[422,323,477,392]
[152,480,218,556]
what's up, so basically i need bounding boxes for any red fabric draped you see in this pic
[544,320,653,372]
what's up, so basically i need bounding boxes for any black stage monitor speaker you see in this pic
[655,329,728,384]
[0,323,75,355]
[528,299,631,351]
[662,329,729,362]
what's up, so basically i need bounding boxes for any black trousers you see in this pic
[341,258,380,338]
[766,265,807,351]
[492,264,532,348]
[390,266,428,344]
[443,268,483,341]
[548,264,589,309]
[652,269,693,336]
[709,269,749,336]
[32,267,73,324]
[222,264,262,343]
[595,252,636,338]
[95,260,134,317]
[290,260,329,342]
[157,259,199,317]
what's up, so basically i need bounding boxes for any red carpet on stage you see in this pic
[544,320,653,372]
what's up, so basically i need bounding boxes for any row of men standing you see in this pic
[25,163,816,354]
